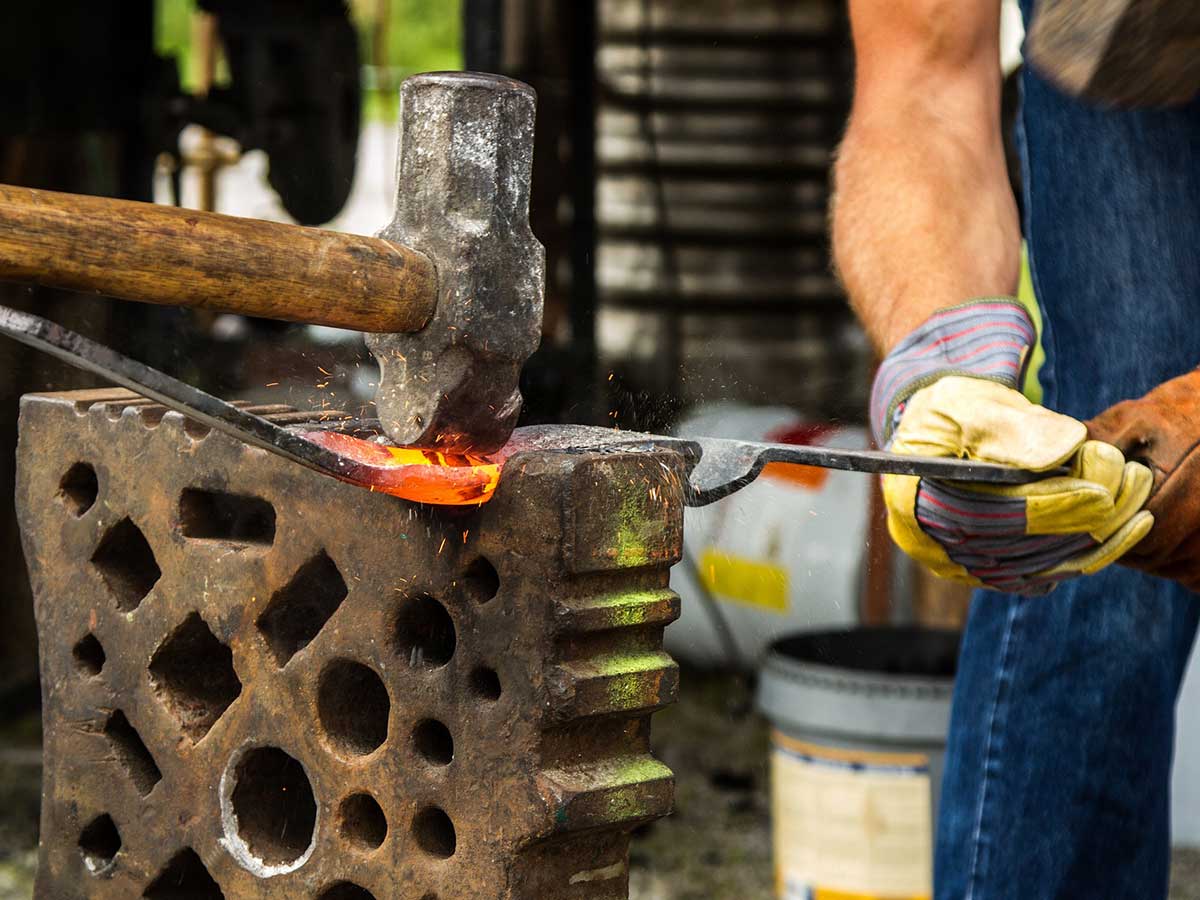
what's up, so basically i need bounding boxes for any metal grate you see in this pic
[596,0,869,420]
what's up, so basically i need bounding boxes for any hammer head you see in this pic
[367,72,545,453]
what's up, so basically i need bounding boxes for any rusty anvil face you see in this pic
[367,72,545,453]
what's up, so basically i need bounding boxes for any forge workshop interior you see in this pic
[2,2,1200,899]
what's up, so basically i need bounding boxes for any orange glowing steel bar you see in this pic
[300,431,502,505]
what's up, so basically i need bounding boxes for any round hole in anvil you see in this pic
[59,462,98,516]
[338,793,388,850]
[227,747,317,869]
[318,660,390,757]
[72,633,106,677]
[412,806,456,859]
[393,595,456,669]
[412,719,454,766]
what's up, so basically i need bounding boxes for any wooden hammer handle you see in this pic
[0,184,437,333]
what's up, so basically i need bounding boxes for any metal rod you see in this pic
[0,305,354,480]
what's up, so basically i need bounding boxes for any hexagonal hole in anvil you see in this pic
[224,747,317,872]
[412,806,456,859]
[469,666,501,702]
[91,517,161,612]
[149,612,242,743]
[461,556,500,603]
[337,793,388,851]
[256,550,348,667]
[412,718,454,766]
[78,813,121,875]
[317,660,390,757]
[143,847,224,899]
[393,594,456,669]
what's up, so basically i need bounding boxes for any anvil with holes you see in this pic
[19,389,684,900]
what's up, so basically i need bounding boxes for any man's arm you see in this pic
[832,0,1019,353]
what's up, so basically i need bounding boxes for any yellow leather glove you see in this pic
[883,377,1153,593]
[871,299,1152,595]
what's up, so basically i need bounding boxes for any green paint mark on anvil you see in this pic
[598,759,673,822]
[612,756,673,786]
[551,756,673,828]
[579,589,671,628]
[588,650,672,678]
[612,493,652,567]
[582,651,673,711]
[608,671,656,711]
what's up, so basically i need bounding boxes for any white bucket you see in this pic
[756,627,958,900]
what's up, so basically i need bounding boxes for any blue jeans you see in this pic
[934,6,1200,898]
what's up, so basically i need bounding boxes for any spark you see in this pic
[438,537,447,555]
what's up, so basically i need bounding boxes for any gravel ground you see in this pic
[1,678,1199,899]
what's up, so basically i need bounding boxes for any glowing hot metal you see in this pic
[0,305,1058,508]
[300,431,501,505]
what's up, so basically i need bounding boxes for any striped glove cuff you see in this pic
[870,299,1036,447]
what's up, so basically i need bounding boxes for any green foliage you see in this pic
[155,0,198,91]
[154,0,463,118]
[380,0,463,79]
[357,0,463,120]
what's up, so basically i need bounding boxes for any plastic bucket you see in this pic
[756,626,959,900]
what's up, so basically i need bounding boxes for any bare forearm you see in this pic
[832,0,1019,353]
[833,116,1019,351]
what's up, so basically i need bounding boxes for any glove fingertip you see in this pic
[1074,440,1127,493]
[1122,461,1154,509]
[1080,511,1155,575]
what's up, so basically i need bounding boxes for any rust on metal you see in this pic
[18,389,684,900]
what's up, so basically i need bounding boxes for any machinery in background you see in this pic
[595,0,868,430]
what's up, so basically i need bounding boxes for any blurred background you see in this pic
[0,2,1198,898]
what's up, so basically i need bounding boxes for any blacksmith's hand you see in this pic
[1087,368,1200,593]
[873,298,1153,595]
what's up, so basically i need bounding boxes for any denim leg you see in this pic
[936,4,1200,896]
[936,573,1199,899]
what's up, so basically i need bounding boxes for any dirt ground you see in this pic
[1,672,1198,899]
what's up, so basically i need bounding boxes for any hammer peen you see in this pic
[0,72,545,454]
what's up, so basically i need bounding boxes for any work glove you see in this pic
[1086,368,1200,593]
[873,299,1154,595]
